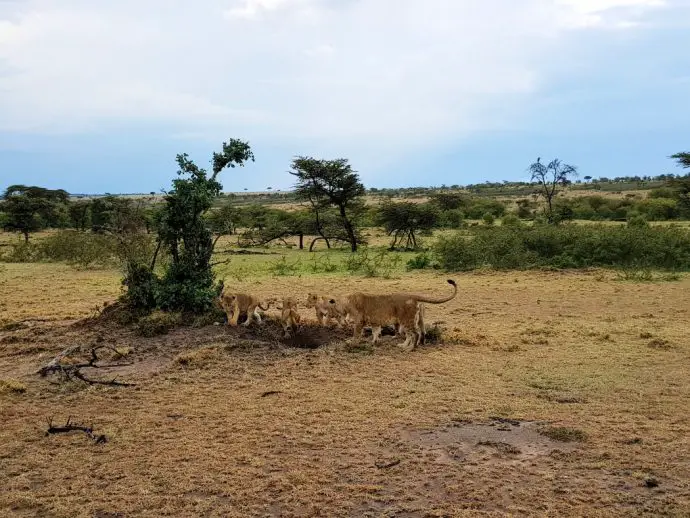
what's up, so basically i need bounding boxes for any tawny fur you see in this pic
[339,279,456,351]
[219,290,272,327]
[279,297,301,337]
[306,293,347,327]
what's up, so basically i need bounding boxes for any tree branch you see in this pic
[38,346,136,387]
[46,416,107,444]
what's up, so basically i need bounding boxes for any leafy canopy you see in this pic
[290,156,365,251]
[1,184,69,241]
[122,139,254,313]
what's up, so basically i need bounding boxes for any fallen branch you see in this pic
[71,369,136,387]
[260,390,283,398]
[46,416,107,444]
[37,345,136,387]
[37,345,82,377]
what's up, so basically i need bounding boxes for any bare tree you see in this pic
[529,157,578,223]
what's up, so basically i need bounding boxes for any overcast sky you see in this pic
[1,0,689,193]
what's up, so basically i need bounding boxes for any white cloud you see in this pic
[0,0,672,159]
[223,0,308,19]
[556,0,666,27]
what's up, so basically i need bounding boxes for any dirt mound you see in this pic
[232,319,351,349]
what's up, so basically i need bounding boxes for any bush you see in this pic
[308,253,339,274]
[482,213,495,226]
[39,230,115,268]
[439,208,465,229]
[627,214,649,228]
[648,187,678,199]
[434,224,690,271]
[464,199,506,219]
[0,241,40,263]
[345,248,402,278]
[121,262,159,311]
[269,256,302,276]
[406,252,432,270]
[635,198,678,221]
[123,139,254,315]
[501,214,522,227]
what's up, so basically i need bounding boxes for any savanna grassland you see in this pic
[1,226,689,517]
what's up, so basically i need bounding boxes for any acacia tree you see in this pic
[0,185,69,241]
[290,157,365,252]
[236,209,310,249]
[68,199,92,231]
[122,139,254,313]
[529,157,578,223]
[376,201,439,250]
[670,152,690,169]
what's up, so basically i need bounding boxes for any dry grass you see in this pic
[0,378,27,394]
[0,261,689,516]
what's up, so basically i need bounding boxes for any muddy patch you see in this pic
[233,319,351,349]
[402,417,580,464]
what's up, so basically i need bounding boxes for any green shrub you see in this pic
[0,241,40,263]
[501,214,522,227]
[465,198,506,219]
[269,256,302,276]
[635,198,678,221]
[308,253,339,274]
[345,248,402,278]
[648,187,678,199]
[439,208,465,229]
[406,252,432,270]
[627,214,649,228]
[482,212,495,226]
[39,230,116,268]
[121,262,159,311]
[434,224,690,271]
[123,139,254,315]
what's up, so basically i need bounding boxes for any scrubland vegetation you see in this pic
[1,146,689,516]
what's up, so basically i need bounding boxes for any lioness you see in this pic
[278,297,301,337]
[306,293,347,327]
[219,290,273,327]
[339,279,456,351]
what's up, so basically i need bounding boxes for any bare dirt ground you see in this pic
[1,264,689,517]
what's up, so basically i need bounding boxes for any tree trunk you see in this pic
[23,230,29,243]
[298,232,304,250]
[338,205,357,252]
[312,206,330,248]
[309,237,331,252]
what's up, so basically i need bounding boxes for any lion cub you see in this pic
[306,293,347,327]
[278,297,301,337]
[219,290,272,327]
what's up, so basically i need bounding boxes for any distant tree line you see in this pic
[3,151,689,253]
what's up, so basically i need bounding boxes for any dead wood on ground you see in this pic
[37,345,136,387]
[45,416,107,444]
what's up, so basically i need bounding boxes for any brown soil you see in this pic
[1,266,689,517]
